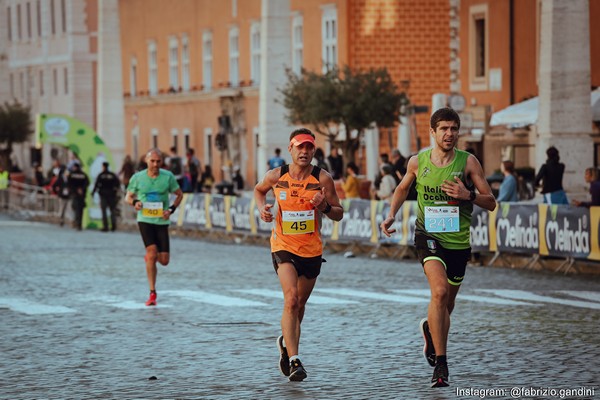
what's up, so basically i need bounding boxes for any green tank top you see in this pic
[127,169,180,225]
[415,148,473,249]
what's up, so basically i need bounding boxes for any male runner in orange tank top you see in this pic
[254,128,343,382]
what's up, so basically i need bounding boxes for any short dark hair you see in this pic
[502,160,515,174]
[430,107,461,130]
[289,127,315,141]
[546,146,559,161]
[347,161,359,175]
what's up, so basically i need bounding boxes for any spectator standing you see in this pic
[186,148,201,193]
[573,167,600,207]
[166,146,184,189]
[313,148,330,172]
[327,147,344,180]
[232,166,244,192]
[199,165,215,193]
[119,155,136,190]
[67,162,90,230]
[341,162,361,199]
[92,162,121,231]
[373,153,392,191]
[497,160,519,202]
[268,148,285,170]
[391,149,407,185]
[534,146,568,204]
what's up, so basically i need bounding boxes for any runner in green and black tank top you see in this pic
[415,148,473,249]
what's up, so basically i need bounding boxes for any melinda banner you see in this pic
[170,194,600,262]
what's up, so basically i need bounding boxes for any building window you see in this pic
[60,0,66,33]
[50,0,55,35]
[130,58,137,97]
[10,73,15,98]
[181,35,190,92]
[292,14,304,75]
[169,36,179,91]
[204,127,213,166]
[321,5,337,73]
[250,22,261,85]
[19,71,25,99]
[39,70,44,96]
[26,2,31,39]
[469,4,488,91]
[53,68,58,95]
[229,27,239,87]
[7,6,12,41]
[171,129,179,150]
[148,41,158,95]
[184,129,191,150]
[17,4,22,40]
[202,31,213,90]
[63,67,68,94]
[36,1,41,37]
[151,129,158,148]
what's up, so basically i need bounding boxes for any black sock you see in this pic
[436,355,447,365]
[150,290,156,294]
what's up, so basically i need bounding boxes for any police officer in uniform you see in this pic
[92,162,121,231]
[68,162,90,230]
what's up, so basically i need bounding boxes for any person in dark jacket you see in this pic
[534,146,568,204]
[92,162,121,231]
[68,162,90,230]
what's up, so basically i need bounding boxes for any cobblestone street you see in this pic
[0,214,599,399]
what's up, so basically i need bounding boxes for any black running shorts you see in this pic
[272,250,323,279]
[138,222,170,253]
[415,234,471,286]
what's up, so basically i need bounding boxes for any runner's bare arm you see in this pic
[254,168,280,223]
[381,155,418,237]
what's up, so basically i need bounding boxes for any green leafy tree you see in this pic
[279,65,406,164]
[0,101,33,170]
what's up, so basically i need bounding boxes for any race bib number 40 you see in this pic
[424,206,459,233]
[282,210,315,235]
[142,201,163,218]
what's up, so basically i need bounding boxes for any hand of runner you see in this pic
[380,216,396,237]
[310,187,327,211]
[261,203,273,222]
[441,176,468,200]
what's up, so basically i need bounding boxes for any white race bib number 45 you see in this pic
[281,210,315,235]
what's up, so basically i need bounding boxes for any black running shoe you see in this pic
[289,359,307,382]
[420,318,436,367]
[431,363,449,388]
[276,335,290,376]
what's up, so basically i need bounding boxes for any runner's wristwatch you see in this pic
[469,189,476,202]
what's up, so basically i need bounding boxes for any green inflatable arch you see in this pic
[36,113,115,230]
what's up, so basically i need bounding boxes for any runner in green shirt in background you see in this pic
[126,148,183,306]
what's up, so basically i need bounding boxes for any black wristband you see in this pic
[168,205,177,213]
[469,189,476,202]
[132,199,141,207]
[322,202,332,214]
